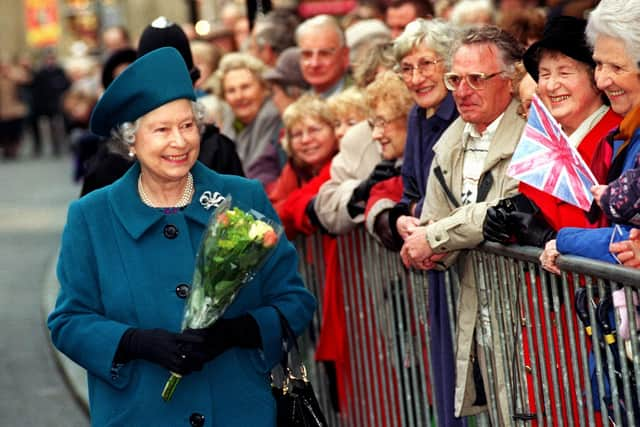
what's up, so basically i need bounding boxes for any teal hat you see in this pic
[90,47,196,137]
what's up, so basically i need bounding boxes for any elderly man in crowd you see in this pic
[295,14,351,98]
[400,26,525,424]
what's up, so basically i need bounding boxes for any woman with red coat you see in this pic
[483,16,622,426]
[267,94,349,412]
[268,94,338,239]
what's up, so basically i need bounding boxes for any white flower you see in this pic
[248,220,272,241]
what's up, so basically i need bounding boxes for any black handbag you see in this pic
[271,308,328,427]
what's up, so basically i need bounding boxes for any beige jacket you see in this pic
[420,99,526,423]
[314,121,381,234]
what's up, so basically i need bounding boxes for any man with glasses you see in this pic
[400,26,525,425]
[295,15,351,98]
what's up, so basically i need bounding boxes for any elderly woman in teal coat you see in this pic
[47,47,316,427]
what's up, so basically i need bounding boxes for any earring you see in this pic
[128,150,135,158]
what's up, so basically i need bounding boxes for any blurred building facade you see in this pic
[0,0,205,60]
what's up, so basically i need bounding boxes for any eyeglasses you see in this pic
[398,58,442,80]
[367,114,405,130]
[443,71,505,91]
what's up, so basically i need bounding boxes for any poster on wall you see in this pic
[24,0,61,47]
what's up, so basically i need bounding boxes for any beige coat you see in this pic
[420,99,526,424]
[314,120,381,234]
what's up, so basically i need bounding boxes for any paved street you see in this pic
[0,152,89,426]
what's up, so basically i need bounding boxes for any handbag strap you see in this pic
[271,305,306,381]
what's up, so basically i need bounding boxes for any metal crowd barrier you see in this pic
[295,227,640,427]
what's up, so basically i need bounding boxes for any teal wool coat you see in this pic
[48,161,316,427]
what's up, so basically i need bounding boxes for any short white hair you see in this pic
[110,101,206,157]
[295,15,345,47]
[449,0,495,26]
[586,0,640,66]
[393,18,458,66]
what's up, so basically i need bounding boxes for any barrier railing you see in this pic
[295,227,640,426]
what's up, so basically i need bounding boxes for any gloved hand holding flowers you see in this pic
[161,197,282,401]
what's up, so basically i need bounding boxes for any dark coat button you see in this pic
[189,413,205,427]
[176,283,190,299]
[163,224,178,239]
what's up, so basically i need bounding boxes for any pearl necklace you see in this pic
[138,172,194,208]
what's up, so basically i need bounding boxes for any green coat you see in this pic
[48,161,316,426]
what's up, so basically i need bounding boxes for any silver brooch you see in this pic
[199,191,225,210]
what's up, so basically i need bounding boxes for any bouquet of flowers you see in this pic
[161,197,282,401]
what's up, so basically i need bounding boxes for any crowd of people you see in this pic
[42,0,640,425]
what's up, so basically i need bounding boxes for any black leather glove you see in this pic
[346,198,366,218]
[347,161,400,219]
[483,194,541,243]
[114,328,209,375]
[374,210,403,252]
[350,160,400,204]
[483,206,512,243]
[508,211,557,248]
[183,315,262,362]
[496,193,540,215]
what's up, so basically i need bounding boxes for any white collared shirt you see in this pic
[460,113,504,205]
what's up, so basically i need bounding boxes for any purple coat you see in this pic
[399,92,462,425]
[399,93,458,217]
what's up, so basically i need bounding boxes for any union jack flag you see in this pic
[507,95,597,211]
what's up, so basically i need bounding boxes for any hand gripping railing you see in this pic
[294,229,640,427]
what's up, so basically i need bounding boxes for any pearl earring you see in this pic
[128,151,135,158]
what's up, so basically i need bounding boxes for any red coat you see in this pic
[364,176,404,244]
[364,176,403,218]
[269,159,352,407]
[270,161,332,240]
[518,108,620,427]
[519,108,621,230]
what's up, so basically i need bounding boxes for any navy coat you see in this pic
[48,161,316,426]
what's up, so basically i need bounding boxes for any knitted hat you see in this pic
[523,16,594,82]
[138,16,200,82]
[90,47,196,137]
[263,47,310,89]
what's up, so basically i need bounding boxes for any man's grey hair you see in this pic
[449,25,524,75]
[295,14,346,47]
[109,101,206,157]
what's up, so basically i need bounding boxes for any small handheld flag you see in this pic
[507,95,597,211]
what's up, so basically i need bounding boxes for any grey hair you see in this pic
[449,25,524,75]
[211,52,268,97]
[253,11,300,54]
[449,0,496,26]
[393,18,458,66]
[295,15,346,47]
[586,0,640,66]
[109,101,206,157]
